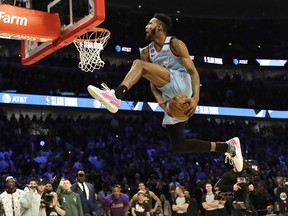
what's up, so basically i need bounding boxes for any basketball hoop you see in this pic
[73,27,110,72]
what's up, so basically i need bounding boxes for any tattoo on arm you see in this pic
[140,47,150,62]
[170,39,178,55]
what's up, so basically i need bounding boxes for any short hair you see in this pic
[177,186,185,192]
[112,184,121,190]
[153,13,172,33]
[205,182,213,188]
[138,182,145,187]
[28,177,38,184]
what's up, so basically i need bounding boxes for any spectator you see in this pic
[20,177,41,216]
[130,182,160,215]
[0,176,23,216]
[169,176,181,191]
[37,179,46,197]
[98,184,110,216]
[71,170,99,216]
[158,193,172,216]
[131,190,150,216]
[56,178,83,216]
[40,192,65,216]
[104,184,129,216]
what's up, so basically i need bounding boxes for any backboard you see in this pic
[21,0,105,65]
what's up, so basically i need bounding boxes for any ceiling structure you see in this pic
[106,0,288,19]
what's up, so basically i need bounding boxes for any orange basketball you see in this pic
[168,94,189,120]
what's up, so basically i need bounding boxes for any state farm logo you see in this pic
[2,94,11,103]
[0,11,28,26]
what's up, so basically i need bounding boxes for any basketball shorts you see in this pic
[157,70,192,126]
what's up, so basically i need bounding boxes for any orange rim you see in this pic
[74,27,111,43]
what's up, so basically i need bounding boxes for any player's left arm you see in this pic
[170,38,200,117]
[150,191,160,213]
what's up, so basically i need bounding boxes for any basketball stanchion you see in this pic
[73,27,111,72]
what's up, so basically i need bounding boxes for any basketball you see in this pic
[168,94,190,120]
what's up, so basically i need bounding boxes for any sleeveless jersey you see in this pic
[148,36,187,74]
[148,36,193,125]
[144,190,152,210]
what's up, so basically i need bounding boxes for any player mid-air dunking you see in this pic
[88,13,243,171]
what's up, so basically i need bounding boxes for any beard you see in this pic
[146,27,156,41]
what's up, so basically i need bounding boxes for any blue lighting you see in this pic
[115,45,121,52]
[233,58,239,65]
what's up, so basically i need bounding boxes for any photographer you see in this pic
[214,160,259,216]
[40,191,65,216]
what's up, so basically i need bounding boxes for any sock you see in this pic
[115,85,128,100]
[215,142,228,153]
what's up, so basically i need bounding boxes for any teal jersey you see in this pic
[148,36,193,125]
[148,36,188,73]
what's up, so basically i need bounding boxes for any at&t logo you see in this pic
[2,94,11,103]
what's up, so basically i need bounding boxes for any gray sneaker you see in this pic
[225,137,243,172]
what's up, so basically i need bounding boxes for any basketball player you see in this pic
[130,182,160,215]
[87,13,243,172]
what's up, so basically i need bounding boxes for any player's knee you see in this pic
[132,59,143,68]
[133,59,149,75]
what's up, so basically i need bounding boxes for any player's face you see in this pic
[112,187,121,199]
[29,181,38,192]
[6,179,15,190]
[46,184,53,192]
[145,18,158,41]
[138,193,145,201]
[37,184,46,193]
[138,183,145,190]
[62,180,71,191]
[175,187,183,196]
[205,184,213,192]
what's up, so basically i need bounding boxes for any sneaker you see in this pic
[87,83,121,113]
[225,137,243,172]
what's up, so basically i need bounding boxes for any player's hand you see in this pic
[183,97,198,117]
[248,184,254,191]
[150,208,157,214]
[59,178,65,187]
[233,184,241,191]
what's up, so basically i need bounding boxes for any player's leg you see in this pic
[119,59,170,90]
[87,59,169,113]
[166,123,243,172]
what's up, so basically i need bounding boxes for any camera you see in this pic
[215,191,234,201]
[44,193,54,204]
[233,201,248,210]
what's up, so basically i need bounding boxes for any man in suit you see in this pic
[71,170,99,216]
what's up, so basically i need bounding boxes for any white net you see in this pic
[73,28,110,72]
